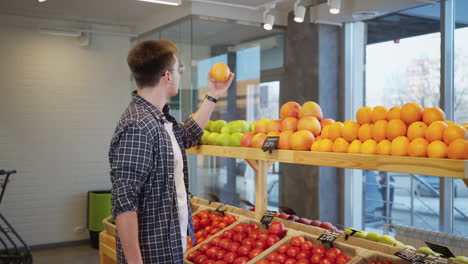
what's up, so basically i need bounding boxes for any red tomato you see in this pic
[211,237,222,247]
[248,248,264,259]
[249,231,260,240]
[277,244,291,254]
[193,218,201,232]
[267,252,280,261]
[216,250,227,260]
[287,247,300,258]
[296,251,312,261]
[233,257,250,264]
[336,255,351,264]
[291,237,306,247]
[199,243,211,253]
[254,239,267,249]
[269,222,286,237]
[275,253,288,263]
[186,250,201,261]
[228,241,241,252]
[233,256,250,264]
[224,251,238,263]
[215,261,228,264]
[207,246,221,259]
[220,238,233,250]
[319,258,335,264]
[200,218,212,228]
[223,230,235,239]
[258,231,270,241]
[310,253,324,264]
[197,210,209,218]
[193,254,208,264]
[325,248,342,260]
[257,260,271,264]
[312,245,326,256]
[297,259,310,264]
[285,259,297,264]
[237,245,251,257]
[271,261,281,264]
[266,234,280,247]
[301,241,314,252]
[205,260,216,264]
[233,223,247,233]
[241,238,255,247]
[233,232,247,243]
[211,227,222,235]
[247,224,260,233]
[218,222,228,229]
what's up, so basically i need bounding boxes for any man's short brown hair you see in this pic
[127,40,179,88]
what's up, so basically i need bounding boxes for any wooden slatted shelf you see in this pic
[187,145,467,179]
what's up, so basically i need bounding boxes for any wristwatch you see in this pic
[205,95,218,103]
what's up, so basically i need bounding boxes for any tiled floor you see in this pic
[32,245,99,264]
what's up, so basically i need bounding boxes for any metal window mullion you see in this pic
[440,0,455,234]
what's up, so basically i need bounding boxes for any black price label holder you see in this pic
[422,255,450,264]
[395,248,427,264]
[425,242,455,258]
[279,206,297,216]
[214,203,227,216]
[260,210,277,228]
[318,230,341,248]
[262,136,280,153]
[343,228,359,240]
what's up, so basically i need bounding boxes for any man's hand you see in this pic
[206,72,235,99]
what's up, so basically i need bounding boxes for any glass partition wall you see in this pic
[135,16,285,210]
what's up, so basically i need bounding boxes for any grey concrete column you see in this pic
[279,10,342,225]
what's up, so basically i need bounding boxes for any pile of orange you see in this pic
[312,103,467,159]
[242,101,330,151]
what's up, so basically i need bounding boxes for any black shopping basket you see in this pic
[0,170,32,264]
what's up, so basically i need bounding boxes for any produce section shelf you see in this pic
[187,145,467,179]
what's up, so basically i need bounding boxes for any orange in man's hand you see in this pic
[210,62,231,82]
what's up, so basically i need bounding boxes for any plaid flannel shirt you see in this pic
[109,91,204,264]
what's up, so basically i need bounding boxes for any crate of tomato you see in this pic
[250,229,367,264]
[185,218,289,264]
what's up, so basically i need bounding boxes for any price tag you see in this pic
[241,200,255,207]
[422,255,450,264]
[279,206,297,216]
[214,204,227,216]
[425,242,455,258]
[262,136,280,153]
[395,248,427,264]
[260,210,277,228]
[318,230,341,243]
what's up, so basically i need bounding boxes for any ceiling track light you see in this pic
[137,0,181,6]
[38,0,47,2]
[328,0,341,14]
[293,0,306,23]
[262,4,276,31]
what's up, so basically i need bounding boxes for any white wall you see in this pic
[0,14,131,246]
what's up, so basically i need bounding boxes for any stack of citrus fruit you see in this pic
[312,103,467,159]
[241,101,332,151]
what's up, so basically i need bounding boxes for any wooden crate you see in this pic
[99,231,117,264]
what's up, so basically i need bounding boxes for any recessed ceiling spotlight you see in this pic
[294,0,306,23]
[38,0,47,2]
[328,0,341,14]
[352,11,379,21]
[137,0,181,6]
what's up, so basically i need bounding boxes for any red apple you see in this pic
[297,218,311,225]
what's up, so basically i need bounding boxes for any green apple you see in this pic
[417,247,435,255]
[229,132,244,147]
[229,120,249,133]
[353,231,368,239]
[216,133,231,146]
[394,241,404,248]
[207,132,220,145]
[221,126,231,134]
[200,130,210,144]
[378,235,396,246]
[344,228,354,236]
[205,120,214,132]
[365,232,381,242]
[210,120,227,133]
[250,122,256,132]
[454,256,468,264]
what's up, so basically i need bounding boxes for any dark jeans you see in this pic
[379,186,395,223]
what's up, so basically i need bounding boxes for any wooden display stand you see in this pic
[99,231,117,264]
[187,145,468,220]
